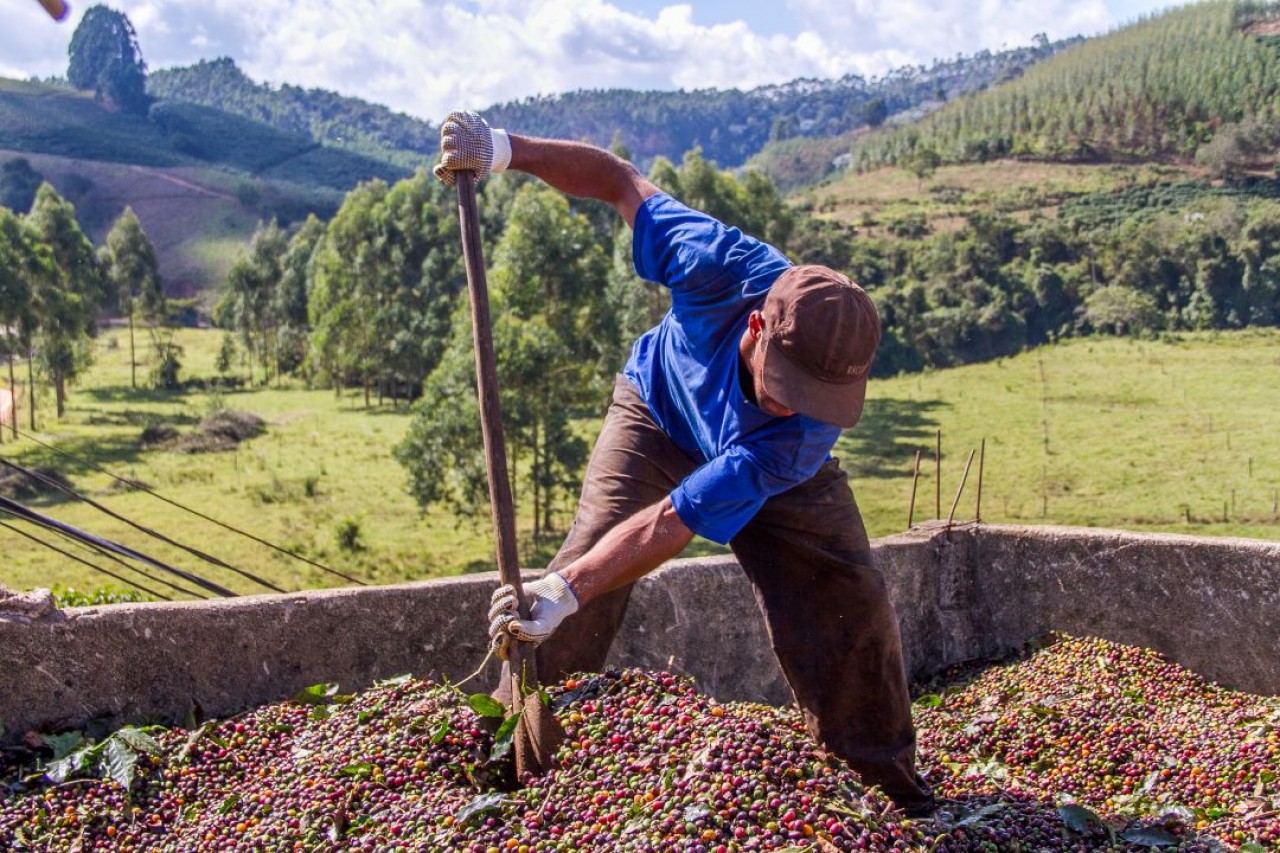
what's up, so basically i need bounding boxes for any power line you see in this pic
[0,519,172,602]
[9,428,366,586]
[19,520,209,600]
[0,495,237,598]
[0,456,286,594]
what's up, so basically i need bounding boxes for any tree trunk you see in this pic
[532,418,542,545]
[55,368,66,419]
[26,355,36,431]
[541,420,553,537]
[9,352,18,438]
[129,310,137,389]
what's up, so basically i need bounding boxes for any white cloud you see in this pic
[4,0,1165,123]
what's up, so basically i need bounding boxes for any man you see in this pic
[434,111,934,816]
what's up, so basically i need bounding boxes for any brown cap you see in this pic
[758,265,881,428]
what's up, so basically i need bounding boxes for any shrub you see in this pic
[334,516,364,552]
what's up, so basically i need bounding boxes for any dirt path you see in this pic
[128,165,237,201]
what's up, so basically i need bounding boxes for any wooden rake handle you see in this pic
[455,171,537,689]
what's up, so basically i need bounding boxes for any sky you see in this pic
[6,0,1182,124]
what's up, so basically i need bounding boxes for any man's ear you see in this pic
[747,310,765,340]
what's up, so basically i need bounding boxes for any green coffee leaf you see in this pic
[467,694,506,719]
[430,717,450,745]
[337,763,375,778]
[104,737,141,790]
[490,711,521,762]
[41,732,85,760]
[45,744,98,784]
[1058,803,1110,836]
[114,727,161,755]
[1120,825,1178,847]
[293,683,353,706]
[455,792,511,827]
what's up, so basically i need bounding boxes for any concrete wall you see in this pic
[2,523,1276,743]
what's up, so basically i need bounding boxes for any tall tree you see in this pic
[308,171,462,403]
[101,206,163,388]
[397,185,610,547]
[218,220,288,385]
[25,184,105,418]
[275,215,325,377]
[307,181,387,398]
[0,210,48,438]
[67,5,149,115]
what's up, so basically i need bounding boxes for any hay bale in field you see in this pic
[199,410,265,443]
[141,411,267,454]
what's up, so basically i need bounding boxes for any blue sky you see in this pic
[5,0,1182,123]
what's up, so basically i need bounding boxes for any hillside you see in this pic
[848,0,1280,169]
[0,77,417,293]
[147,58,436,168]
[146,37,1079,176]
[483,36,1082,170]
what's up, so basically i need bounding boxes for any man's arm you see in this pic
[434,110,660,228]
[507,135,660,229]
[487,497,693,656]
[558,497,694,605]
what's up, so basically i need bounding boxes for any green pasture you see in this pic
[843,329,1280,538]
[804,159,1200,235]
[1,327,1277,601]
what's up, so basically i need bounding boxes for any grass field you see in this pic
[1,327,1277,601]
[802,159,1203,236]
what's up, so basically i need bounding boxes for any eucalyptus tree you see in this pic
[220,219,287,385]
[397,184,610,546]
[274,215,324,377]
[0,209,46,436]
[25,184,105,418]
[67,4,149,115]
[101,206,163,388]
[307,180,387,398]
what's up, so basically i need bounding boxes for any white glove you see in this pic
[433,110,512,186]
[487,572,579,660]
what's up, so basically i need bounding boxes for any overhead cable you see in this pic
[0,520,173,602]
[0,456,285,593]
[10,428,366,586]
[0,494,237,597]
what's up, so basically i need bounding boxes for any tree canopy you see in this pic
[67,4,149,115]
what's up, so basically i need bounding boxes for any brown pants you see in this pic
[535,376,932,809]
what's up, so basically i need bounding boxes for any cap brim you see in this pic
[760,335,867,429]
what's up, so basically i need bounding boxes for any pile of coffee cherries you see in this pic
[1,634,1275,852]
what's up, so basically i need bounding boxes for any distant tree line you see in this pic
[835,192,1280,374]
[142,38,1080,174]
[147,58,437,167]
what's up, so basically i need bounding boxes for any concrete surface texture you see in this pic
[1,523,1276,744]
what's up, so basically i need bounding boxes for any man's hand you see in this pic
[433,110,511,186]
[487,572,579,660]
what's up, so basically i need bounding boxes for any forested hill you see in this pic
[147,36,1080,172]
[147,59,436,167]
[851,0,1280,170]
[482,36,1081,168]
